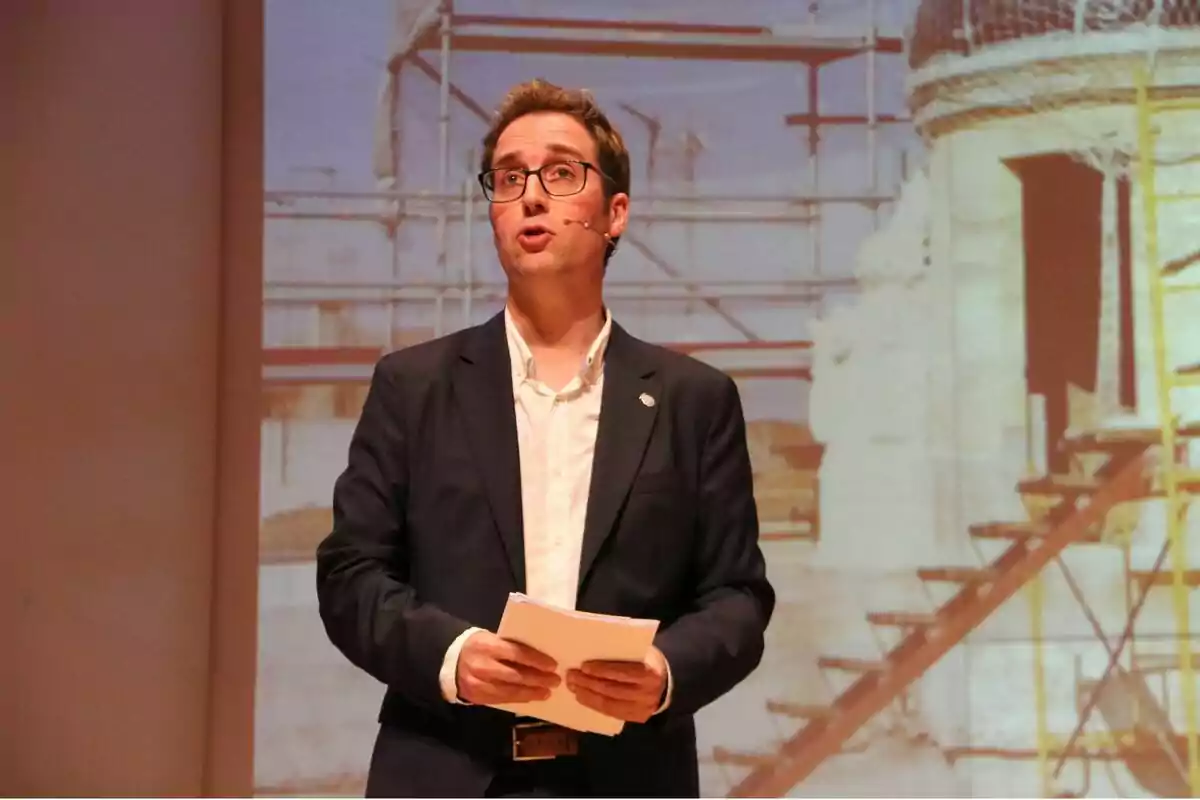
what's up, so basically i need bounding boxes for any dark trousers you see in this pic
[484,756,587,798]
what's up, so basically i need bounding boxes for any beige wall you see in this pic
[2,0,261,795]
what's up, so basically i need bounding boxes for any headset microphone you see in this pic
[565,219,610,240]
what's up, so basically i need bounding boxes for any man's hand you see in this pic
[566,646,668,724]
[455,631,560,705]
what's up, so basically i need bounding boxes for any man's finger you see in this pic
[464,678,552,706]
[577,660,650,683]
[570,685,653,723]
[494,686,553,704]
[568,671,652,702]
[495,638,558,672]
[476,659,560,688]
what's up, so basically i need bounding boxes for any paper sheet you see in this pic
[488,593,660,736]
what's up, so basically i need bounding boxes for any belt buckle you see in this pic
[511,721,575,762]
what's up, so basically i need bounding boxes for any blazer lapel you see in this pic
[452,312,525,590]
[578,325,660,591]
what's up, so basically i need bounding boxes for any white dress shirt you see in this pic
[437,307,671,713]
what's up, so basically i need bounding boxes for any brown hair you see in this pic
[480,79,631,264]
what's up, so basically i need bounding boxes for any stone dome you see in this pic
[908,0,1200,71]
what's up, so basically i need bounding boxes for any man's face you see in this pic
[487,111,628,280]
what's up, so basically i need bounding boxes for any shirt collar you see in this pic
[504,305,612,387]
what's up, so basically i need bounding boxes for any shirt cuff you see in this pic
[438,626,484,704]
[654,655,674,714]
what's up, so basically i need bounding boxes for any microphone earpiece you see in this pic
[565,219,611,240]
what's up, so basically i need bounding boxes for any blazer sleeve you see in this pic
[315,359,473,711]
[654,373,776,717]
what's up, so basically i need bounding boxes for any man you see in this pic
[316,79,775,798]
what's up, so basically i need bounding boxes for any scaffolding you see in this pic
[718,446,1152,796]
[1134,64,1200,794]
[1019,66,1200,798]
[716,66,1200,796]
[262,0,912,349]
[260,339,815,387]
[975,64,1200,799]
[730,61,1200,799]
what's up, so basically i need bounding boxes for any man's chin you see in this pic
[507,254,565,277]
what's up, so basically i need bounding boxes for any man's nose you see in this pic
[521,175,549,213]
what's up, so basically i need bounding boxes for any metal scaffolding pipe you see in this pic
[462,150,476,327]
[263,365,813,387]
[262,341,814,364]
[866,0,880,237]
[263,277,856,293]
[434,2,452,337]
[264,289,839,304]
[406,13,904,63]
[264,188,894,205]
[264,209,820,224]
[260,277,857,305]
[672,339,812,352]
[261,341,815,386]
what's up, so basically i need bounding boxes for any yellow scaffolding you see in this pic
[1029,538,1162,796]
[1022,64,1200,798]
[1028,574,1052,796]
[1133,62,1200,794]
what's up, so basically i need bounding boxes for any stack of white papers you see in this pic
[488,593,660,736]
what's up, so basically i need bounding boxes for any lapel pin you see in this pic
[639,392,656,408]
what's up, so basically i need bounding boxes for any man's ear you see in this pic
[606,193,629,240]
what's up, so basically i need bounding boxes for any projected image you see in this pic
[258,0,1200,796]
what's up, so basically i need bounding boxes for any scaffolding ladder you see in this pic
[1134,62,1200,795]
[721,445,1150,796]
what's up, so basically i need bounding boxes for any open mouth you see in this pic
[517,225,553,250]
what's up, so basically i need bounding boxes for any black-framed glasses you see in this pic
[478,160,606,203]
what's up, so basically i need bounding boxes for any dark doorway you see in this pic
[1007,154,1136,473]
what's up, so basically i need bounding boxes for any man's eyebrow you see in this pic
[490,144,589,169]
[490,152,526,169]
[546,143,587,160]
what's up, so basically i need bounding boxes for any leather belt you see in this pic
[511,721,580,761]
